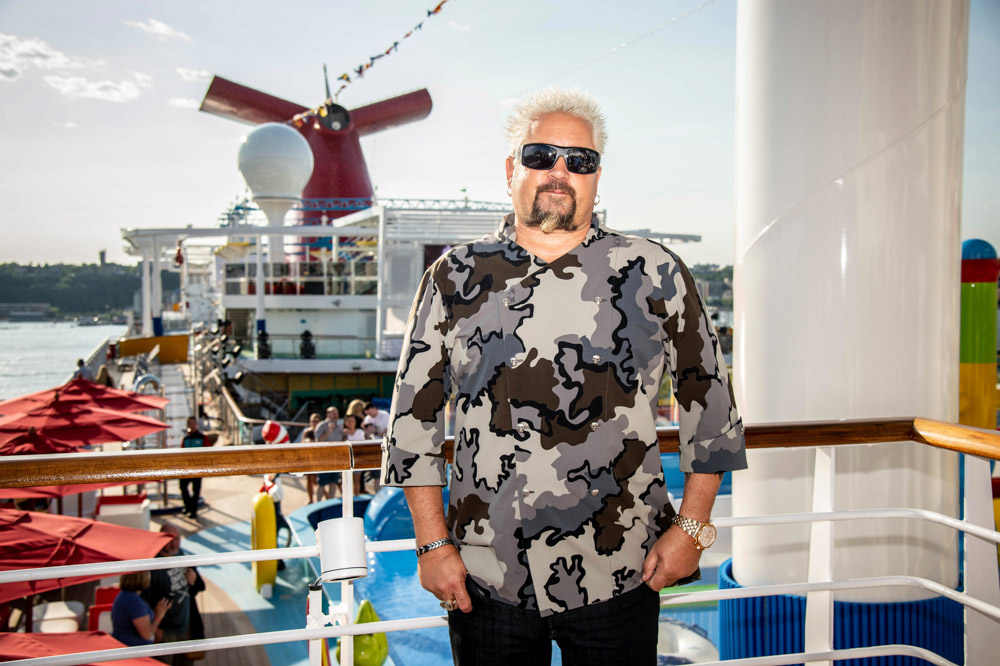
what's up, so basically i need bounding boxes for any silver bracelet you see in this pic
[415,537,455,557]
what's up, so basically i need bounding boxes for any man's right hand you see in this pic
[417,544,472,613]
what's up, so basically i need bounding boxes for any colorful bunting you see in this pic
[288,0,452,126]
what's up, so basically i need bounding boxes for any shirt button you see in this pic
[591,354,600,364]
[502,298,510,306]
[590,489,599,496]
[590,422,599,432]
[517,422,528,434]
[594,296,604,304]
[509,357,522,368]
[523,490,534,497]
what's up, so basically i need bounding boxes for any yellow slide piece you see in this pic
[251,491,277,593]
[336,600,389,666]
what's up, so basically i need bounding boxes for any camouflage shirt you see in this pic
[381,214,746,616]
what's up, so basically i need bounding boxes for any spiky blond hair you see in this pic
[504,88,608,157]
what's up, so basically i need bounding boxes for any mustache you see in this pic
[535,180,576,198]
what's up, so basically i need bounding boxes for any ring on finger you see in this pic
[439,599,457,611]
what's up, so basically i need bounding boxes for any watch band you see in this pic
[671,514,715,550]
[415,537,455,557]
[672,514,703,535]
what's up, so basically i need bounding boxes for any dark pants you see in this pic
[155,629,194,666]
[448,577,660,666]
[179,477,201,517]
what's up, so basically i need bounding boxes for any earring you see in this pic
[594,194,601,205]
[506,185,512,197]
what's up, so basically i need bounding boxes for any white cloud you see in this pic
[123,19,191,42]
[44,76,142,103]
[168,97,200,109]
[176,67,210,82]
[0,33,99,82]
[54,121,79,129]
[449,20,471,32]
[133,71,154,88]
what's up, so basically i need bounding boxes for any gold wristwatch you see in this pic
[672,514,717,550]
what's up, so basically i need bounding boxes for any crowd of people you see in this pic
[105,399,389,659]
[298,400,389,502]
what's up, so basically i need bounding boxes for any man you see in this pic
[178,417,206,519]
[72,359,94,382]
[313,406,343,442]
[381,88,747,665]
[361,401,390,436]
[142,524,205,665]
[299,412,323,503]
[314,406,344,498]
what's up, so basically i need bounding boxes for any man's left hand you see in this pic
[641,525,701,591]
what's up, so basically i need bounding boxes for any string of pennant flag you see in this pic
[290,0,450,128]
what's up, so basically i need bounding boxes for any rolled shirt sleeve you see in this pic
[662,255,747,474]
[381,263,451,487]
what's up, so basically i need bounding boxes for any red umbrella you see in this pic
[0,427,80,455]
[0,430,147,516]
[0,403,168,447]
[0,482,128,500]
[0,630,162,664]
[0,508,173,604]
[0,377,169,416]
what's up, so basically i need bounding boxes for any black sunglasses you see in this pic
[518,143,601,175]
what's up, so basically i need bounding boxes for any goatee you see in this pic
[525,181,578,233]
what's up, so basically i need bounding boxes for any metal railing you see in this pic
[1,418,998,666]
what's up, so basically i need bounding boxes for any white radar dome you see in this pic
[238,122,314,204]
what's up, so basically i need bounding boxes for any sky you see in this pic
[0,0,997,267]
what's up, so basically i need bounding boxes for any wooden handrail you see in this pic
[0,418,997,489]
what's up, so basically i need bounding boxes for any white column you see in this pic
[733,0,968,602]
[151,239,163,336]
[140,254,153,337]
[255,235,266,333]
[179,242,189,316]
[269,234,284,265]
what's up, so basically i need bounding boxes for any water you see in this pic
[0,322,125,400]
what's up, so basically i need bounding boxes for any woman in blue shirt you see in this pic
[112,570,171,647]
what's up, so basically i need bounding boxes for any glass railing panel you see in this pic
[254,335,378,358]
[224,279,248,296]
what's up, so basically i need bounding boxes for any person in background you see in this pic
[342,413,366,494]
[179,417,206,520]
[262,469,289,567]
[72,359,94,382]
[355,405,382,493]
[346,399,366,420]
[314,406,344,499]
[362,402,390,436]
[143,524,205,665]
[95,364,115,387]
[299,412,323,503]
[314,406,343,442]
[112,570,171,647]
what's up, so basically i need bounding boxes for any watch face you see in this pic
[697,524,717,549]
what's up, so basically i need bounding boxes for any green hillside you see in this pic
[0,263,179,318]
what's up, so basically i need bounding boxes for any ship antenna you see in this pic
[323,64,332,103]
